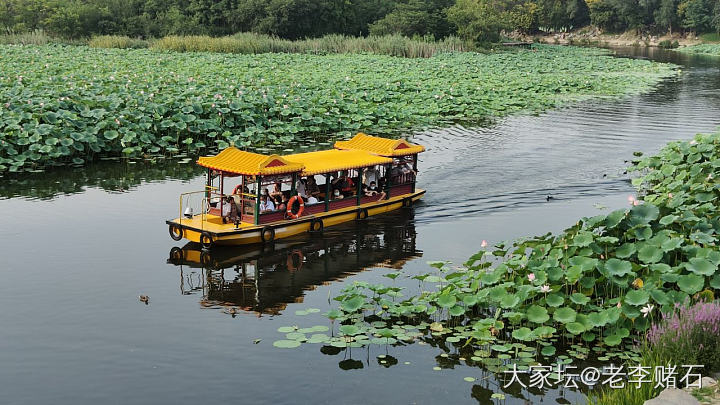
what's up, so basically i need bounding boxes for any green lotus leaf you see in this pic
[677,274,705,294]
[570,293,590,305]
[624,289,650,306]
[511,327,534,341]
[273,340,301,348]
[546,294,564,307]
[339,325,360,336]
[526,305,550,323]
[437,293,457,308]
[341,296,365,312]
[605,258,632,276]
[603,334,622,346]
[500,294,520,309]
[686,258,717,276]
[566,322,585,335]
[629,203,659,225]
[615,243,636,258]
[605,209,626,229]
[449,305,466,316]
[638,245,663,263]
[573,232,594,247]
[553,307,577,324]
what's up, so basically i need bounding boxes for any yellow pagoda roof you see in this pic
[334,133,425,157]
[284,149,392,176]
[196,147,303,176]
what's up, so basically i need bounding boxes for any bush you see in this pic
[658,39,679,48]
[89,35,149,49]
[647,300,720,372]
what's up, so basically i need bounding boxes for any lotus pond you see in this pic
[2,46,720,405]
[0,44,675,172]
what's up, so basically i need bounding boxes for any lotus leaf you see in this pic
[553,307,577,324]
[526,305,549,323]
[624,289,650,306]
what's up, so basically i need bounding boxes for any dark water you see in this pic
[1,47,719,405]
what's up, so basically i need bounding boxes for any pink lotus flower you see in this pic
[668,193,673,198]
[528,273,536,282]
[617,301,622,308]
[540,285,550,293]
[633,200,640,206]
[481,240,487,248]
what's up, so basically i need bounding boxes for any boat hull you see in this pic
[167,189,425,246]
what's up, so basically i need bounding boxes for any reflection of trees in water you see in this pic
[168,212,421,316]
[0,159,202,199]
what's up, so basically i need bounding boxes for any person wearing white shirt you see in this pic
[295,178,307,198]
[260,195,275,213]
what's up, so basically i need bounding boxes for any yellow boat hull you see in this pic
[167,189,425,246]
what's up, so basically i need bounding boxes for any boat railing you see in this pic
[179,186,215,229]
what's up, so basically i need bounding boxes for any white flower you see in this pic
[640,304,654,318]
[540,285,551,293]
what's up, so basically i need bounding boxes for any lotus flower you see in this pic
[540,285,550,293]
[641,304,655,318]
[481,240,487,248]
[528,273,536,282]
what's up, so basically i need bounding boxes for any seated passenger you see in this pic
[270,182,283,201]
[277,194,289,212]
[295,177,307,198]
[307,195,318,204]
[364,181,387,200]
[221,196,239,224]
[305,176,320,198]
[363,166,379,187]
[259,195,275,213]
[332,189,344,200]
[332,171,354,197]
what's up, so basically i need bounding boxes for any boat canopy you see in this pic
[196,134,423,176]
[196,147,303,176]
[334,132,425,157]
[285,149,392,176]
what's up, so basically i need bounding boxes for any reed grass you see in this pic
[152,33,469,58]
[0,28,86,45]
[89,35,149,49]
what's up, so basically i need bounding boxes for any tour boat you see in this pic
[166,133,425,248]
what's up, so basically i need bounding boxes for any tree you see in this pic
[447,0,508,45]
[678,0,714,32]
[654,0,680,33]
[369,0,454,38]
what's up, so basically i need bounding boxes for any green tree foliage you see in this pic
[678,0,715,33]
[447,0,508,44]
[368,0,455,38]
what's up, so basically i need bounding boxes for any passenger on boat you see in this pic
[270,182,283,201]
[307,195,319,204]
[277,194,289,212]
[363,166,379,186]
[332,171,355,197]
[259,195,275,213]
[305,176,320,198]
[332,189,344,200]
[295,177,307,198]
[364,181,386,200]
[221,196,239,224]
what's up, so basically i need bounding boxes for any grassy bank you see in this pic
[677,44,720,56]
[0,44,674,172]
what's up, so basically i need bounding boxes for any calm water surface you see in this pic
[1,47,719,405]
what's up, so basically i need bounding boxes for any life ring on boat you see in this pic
[169,224,183,241]
[169,246,183,263]
[287,250,304,272]
[286,195,305,219]
[261,226,275,243]
[309,218,324,233]
[357,208,369,220]
[200,232,214,250]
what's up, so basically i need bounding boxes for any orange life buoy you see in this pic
[287,250,304,272]
[286,195,305,219]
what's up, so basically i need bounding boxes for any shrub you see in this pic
[658,39,679,48]
[647,300,720,372]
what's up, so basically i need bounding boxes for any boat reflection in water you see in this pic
[167,210,421,316]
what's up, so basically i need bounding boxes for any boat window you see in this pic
[390,155,416,187]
